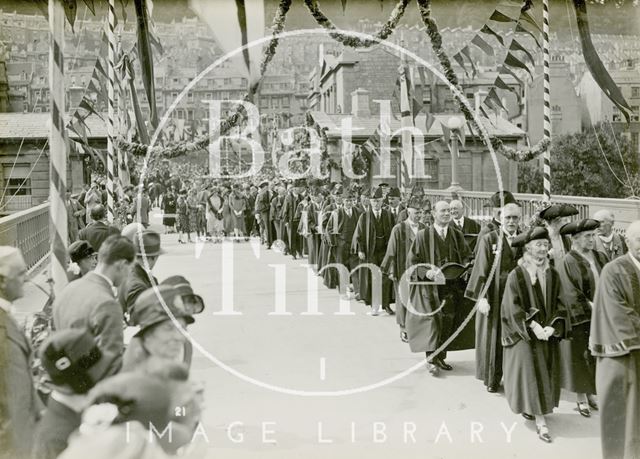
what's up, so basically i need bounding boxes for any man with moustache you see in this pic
[465,203,522,392]
[590,220,640,459]
[382,198,426,342]
[406,200,471,374]
[449,199,481,252]
[353,188,394,315]
[476,191,518,247]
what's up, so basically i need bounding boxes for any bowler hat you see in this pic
[510,226,549,247]
[134,229,165,257]
[40,328,118,394]
[560,218,600,236]
[258,180,269,188]
[388,187,401,198]
[131,285,195,333]
[372,187,384,199]
[161,275,205,314]
[68,240,95,263]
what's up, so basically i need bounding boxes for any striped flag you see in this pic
[399,63,414,190]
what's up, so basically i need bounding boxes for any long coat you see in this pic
[593,232,628,262]
[501,262,569,416]
[450,216,482,252]
[353,209,394,308]
[322,206,360,289]
[405,226,470,353]
[465,229,521,388]
[590,254,640,459]
[381,221,425,329]
[281,191,301,256]
[0,308,41,459]
[556,249,608,394]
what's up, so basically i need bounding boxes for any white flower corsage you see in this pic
[491,244,498,254]
[67,262,81,276]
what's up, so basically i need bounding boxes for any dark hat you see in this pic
[40,328,118,394]
[538,203,579,221]
[133,229,165,257]
[440,262,472,280]
[388,187,401,198]
[179,188,187,195]
[407,198,422,210]
[131,285,195,333]
[372,187,384,199]
[360,189,371,198]
[68,240,95,263]
[378,182,390,188]
[560,218,600,236]
[258,180,269,188]
[161,275,205,314]
[485,191,517,208]
[294,178,307,188]
[510,226,550,247]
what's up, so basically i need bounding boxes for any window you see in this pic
[632,106,640,122]
[176,109,184,118]
[612,107,622,122]
[272,97,279,108]
[259,97,268,109]
[188,93,194,102]
[282,96,290,108]
[419,158,438,182]
[224,78,231,85]
[187,109,194,120]
[2,164,31,196]
[632,87,640,98]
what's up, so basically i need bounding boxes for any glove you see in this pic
[426,268,444,283]
[477,298,490,315]
[530,321,547,340]
[358,251,366,260]
[542,326,555,340]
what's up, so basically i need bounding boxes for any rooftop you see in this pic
[0,112,107,140]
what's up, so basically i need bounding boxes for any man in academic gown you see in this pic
[254,181,272,248]
[539,203,578,267]
[556,218,608,418]
[476,190,518,246]
[465,203,522,392]
[270,186,286,249]
[386,187,406,225]
[501,226,569,443]
[590,220,640,459]
[382,198,425,343]
[282,182,303,259]
[353,188,394,315]
[320,193,341,288]
[324,191,361,294]
[450,199,482,252]
[592,209,628,262]
[406,200,471,374]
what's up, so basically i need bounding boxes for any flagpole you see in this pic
[542,0,552,202]
[48,0,68,296]
[106,0,116,222]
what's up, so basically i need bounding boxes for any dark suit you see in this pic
[77,220,120,251]
[52,272,124,368]
[255,189,272,245]
[387,204,407,225]
[450,216,482,252]
[0,307,41,459]
[281,192,301,257]
[118,262,157,316]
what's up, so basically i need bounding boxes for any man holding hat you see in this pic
[555,218,607,418]
[353,187,394,314]
[382,198,426,342]
[54,235,135,368]
[118,229,165,317]
[33,328,119,459]
[0,246,41,459]
[255,180,272,248]
[78,204,120,252]
[466,203,522,393]
[539,203,578,266]
[590,220,640,459]
[501,226,569,443]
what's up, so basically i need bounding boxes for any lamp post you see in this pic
[446,116,464,193]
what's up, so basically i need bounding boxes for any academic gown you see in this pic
[319,202,338,286]
[501,263,569,416]
[282,192,301,257]
[381,221,425,329]
[590,254,640,459]
[323,207,361,290]
[465,229,521,388]
[405,226,471,354]
[556,249,607,395]
[353,209,394,308]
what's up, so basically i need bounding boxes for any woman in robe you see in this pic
[501,226,569,443]
[556,219,608,417]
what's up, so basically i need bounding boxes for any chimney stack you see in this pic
[351,88,371,117]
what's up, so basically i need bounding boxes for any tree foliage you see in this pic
[518,124,640,198]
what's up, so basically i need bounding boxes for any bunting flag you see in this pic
[504,52,533,79]
[480,24,505,47]
[573,0,632,122]
[190,0,265,88]
[516,23,542,50]
[489,9,516,23]
[471,34,494,56]
[399,63,414,189]
[485,88,507,112]
[452,52,469,78]
[459,45,478,77]
[495,75,518,95]
[510,37,536,67]
[363,125,381,159]
[499,64,524,86]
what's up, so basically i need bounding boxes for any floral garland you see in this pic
[303,0,410,48]
[117,0,292,159]
[416,0,549,163]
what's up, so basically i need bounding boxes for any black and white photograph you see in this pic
[0,0,639,458]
